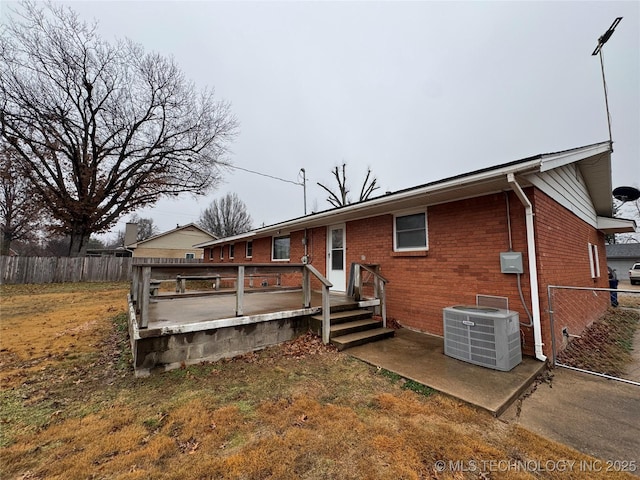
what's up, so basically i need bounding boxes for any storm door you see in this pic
[326,224,346,291]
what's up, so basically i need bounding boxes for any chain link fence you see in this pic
[548,284,640,386]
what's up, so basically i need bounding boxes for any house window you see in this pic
[394,211,428,251]
[185,252,195,259]
[220,246,224,260]
[208,248,213,260]
[272,235,290,261]
[246,241,253,258]
[229,244,235,259]
[588,243,600,279]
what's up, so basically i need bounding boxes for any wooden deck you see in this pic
[142,288,357,335]
[127,288,361,376]
[127,263,388,376]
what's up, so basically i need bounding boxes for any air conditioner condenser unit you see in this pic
[443,305,522,371]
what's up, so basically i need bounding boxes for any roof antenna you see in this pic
[592,17,622,151]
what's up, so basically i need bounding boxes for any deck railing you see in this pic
[351,264,389,328]
[130,263,333,337]
[303,264,333,343]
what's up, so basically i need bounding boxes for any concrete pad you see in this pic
[347,328,545,416]
[501,368,640,466]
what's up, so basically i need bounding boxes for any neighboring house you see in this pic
[127,223,217,259]
[606,243,640,280]
[86,247,132,257]
[195,142,635,361]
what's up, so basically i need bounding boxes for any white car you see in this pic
[630,263,640,285]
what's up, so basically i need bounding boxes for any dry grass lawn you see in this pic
[0,283,634,479]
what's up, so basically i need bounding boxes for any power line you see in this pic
[225,164,303,186]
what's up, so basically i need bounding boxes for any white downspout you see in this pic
[507,173,547,362]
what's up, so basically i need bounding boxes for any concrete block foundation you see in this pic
[129,296,311,376]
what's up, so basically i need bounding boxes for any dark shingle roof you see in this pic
[606,243,640,259]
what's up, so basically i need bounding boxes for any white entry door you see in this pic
[327,224,346,292]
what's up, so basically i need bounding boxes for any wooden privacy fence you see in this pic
[0,256,202,284]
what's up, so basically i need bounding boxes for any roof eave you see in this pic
[198,160,543,247]
[597,216,637,234]
[194,231,257,248]
[201,142,613,246]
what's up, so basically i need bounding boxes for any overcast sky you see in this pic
[3,1,639,238]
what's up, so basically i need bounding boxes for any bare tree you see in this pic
[0,140,42,255]
[0,2,237,256]
[109,214,159,247]
[612,198,640,244]
[317,163,380,208]
[198,193,252,238]
[127,214,159,242]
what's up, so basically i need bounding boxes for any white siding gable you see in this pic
[525,164,597,227]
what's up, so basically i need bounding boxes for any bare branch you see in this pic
[0,139,44,254]
[317,163,379,208]
[0,1,237,255]
[198,193,252,238]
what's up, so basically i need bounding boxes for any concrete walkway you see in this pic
[347,328,545,416]
[501,368,640,467]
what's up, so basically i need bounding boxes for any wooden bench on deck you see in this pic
[175,273,282,294]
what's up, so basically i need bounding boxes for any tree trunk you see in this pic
[68,229,91,257]
[1,230,12,256]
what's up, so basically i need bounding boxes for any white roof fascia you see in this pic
[202,143,612,246]
[247,159,543,234]
[596,216,637,234]
[539,142,611,173]
[195,231,257,248]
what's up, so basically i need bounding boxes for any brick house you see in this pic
[195,142,635,361]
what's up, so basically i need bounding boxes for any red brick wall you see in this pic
[202,232,325,289]
[204,237,273,264]
[533,189,609,358]
[202,188,608,359]
[341,191,540,354]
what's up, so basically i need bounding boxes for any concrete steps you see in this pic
[329,318,383,338]
[310,309,372,329]
[310,306,394,350]
[330,327,395,351]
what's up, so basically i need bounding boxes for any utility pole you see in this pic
[300,168,307,215]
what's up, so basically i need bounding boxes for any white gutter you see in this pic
[194,231,257,248]
[507,173,547,362]
[197,143,611,249]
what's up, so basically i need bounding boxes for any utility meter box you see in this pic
[500,252,523,274]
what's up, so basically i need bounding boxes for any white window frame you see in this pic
[246,240,253,258]
[393,210,428,252]
[208,248,213,260]
[229,244,235,259]
[272,235,290,261]
[220,246,224,260]
[185,252,195,259]
[588,242,600,279]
